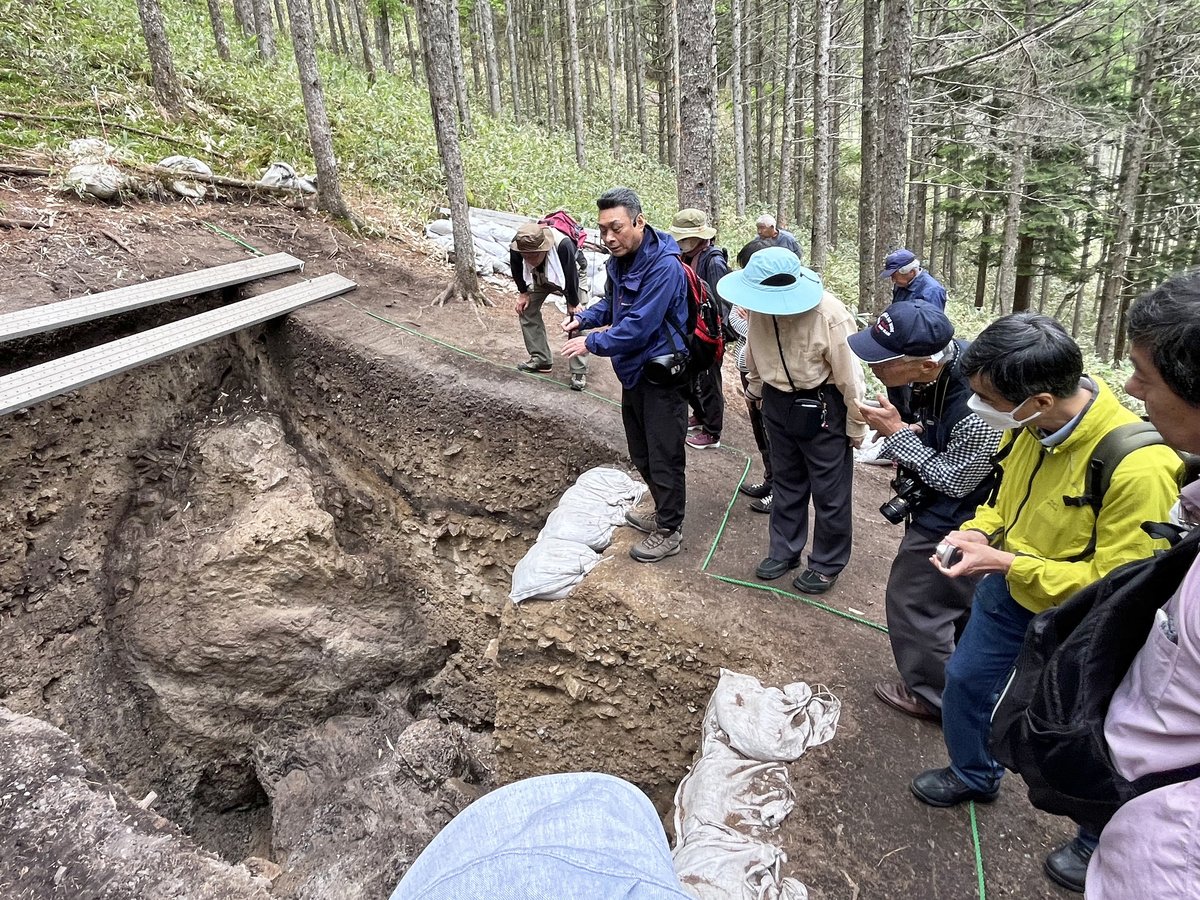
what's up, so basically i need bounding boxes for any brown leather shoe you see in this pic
[874,681,941,722]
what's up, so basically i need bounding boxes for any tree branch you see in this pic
[914,0,1098,78]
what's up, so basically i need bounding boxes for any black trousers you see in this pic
[885,525,977,711]
[739,370,772,484]
[622,378,687,532]
[761,382,853,573]
[685,359,725,437]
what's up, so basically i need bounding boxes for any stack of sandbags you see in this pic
[509,467,647,603]
[672,669,842,900]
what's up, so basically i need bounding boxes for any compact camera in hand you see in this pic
[879,472,933,525]
[935,541,963,568]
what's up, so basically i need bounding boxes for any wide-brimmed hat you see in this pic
[510,223,555,253]
[847,300,954,363]
[879,248,917,278]
[716,246,823,315]
[667,208,716,241]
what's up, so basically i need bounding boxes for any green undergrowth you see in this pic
[0,0,677,228]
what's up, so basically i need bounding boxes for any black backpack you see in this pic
[694,245,738,344]
[990,524,1200,834]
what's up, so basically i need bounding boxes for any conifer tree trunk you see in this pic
[677,0,716,214]
[664,0,680,171]
[828,40,841,250]
[233,0,256,36]
[377,5,395,74]
[858,0,882,305]
[274,0,290,38]
[809,0,832,270]
[564,0,586,165]
[401,2,419,78]
[285,0,354,220]
[415,0,484,305]
[775,0,799,229]
[604,0,620,157]
[253,0,278,61]
[480,0,502,116]
[873,0,912,314]
[633,3,648,155]
[135,0,184,115]
[446,0,473,134]
[1096,3,1163,359]
[206,0,232,61]
[469,7,483,96]
[349,0,377,82]
[504,0,522,121]
[333,0,351,55]
[730,0,746,216]
[543,0,559,126]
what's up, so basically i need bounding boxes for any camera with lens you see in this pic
[879,471,932,525]
[643,351,689,387]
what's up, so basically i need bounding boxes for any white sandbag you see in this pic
[573,466,647,504]
[672,742,795,839]
[65,138,115,159]
[709,669,841,762]
[63,163,124,200]
[540,505,619,553]
[672,822,808,900]
[158,155,212,200]
[509,538,602,603]
[258,161,297,188]
[426,218,454,237]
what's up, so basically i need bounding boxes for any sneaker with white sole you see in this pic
[749,492,772,514]
[625,508,658,533]
[687,415,702,432]
[570,373,587,391]
[630,528,683,562]
[686,431,721,450]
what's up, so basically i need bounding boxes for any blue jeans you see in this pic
[942,573,1035,792]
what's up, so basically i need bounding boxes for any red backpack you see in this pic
[538,210,587,249]
[678,259,725,371]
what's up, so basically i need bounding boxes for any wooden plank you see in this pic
[0,252,304,343]
[0,274,355,417]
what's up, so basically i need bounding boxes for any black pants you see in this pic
[739,370,772,484]
[761,382,853,573]
[685,359,724,437]
[622,378,687,532]
[885,525,976,711]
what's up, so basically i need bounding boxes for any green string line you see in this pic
[705,573,890,635]
[702,457,751,572]
[202,218,990,899]
[201,221,263,256]
[969,801,986,900]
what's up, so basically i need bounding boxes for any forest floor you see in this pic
[0,179,1077,899]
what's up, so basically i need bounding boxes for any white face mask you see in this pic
[967,393,1042,430]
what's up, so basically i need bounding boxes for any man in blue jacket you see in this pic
[563,187,690,563]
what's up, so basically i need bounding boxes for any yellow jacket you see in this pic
[961,380,1181,613]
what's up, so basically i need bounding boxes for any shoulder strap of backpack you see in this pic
[1063,421,1166,562]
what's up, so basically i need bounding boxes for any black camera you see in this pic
[643,351,689,386]
[880,472,932,525]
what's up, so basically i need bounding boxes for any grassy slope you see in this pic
[0,0,680,229]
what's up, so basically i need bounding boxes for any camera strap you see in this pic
[772,316,800,393]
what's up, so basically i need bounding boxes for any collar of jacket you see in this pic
[1032,377,1121,454]
[609,226,679,295]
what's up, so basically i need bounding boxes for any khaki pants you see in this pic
[520,289,588,374]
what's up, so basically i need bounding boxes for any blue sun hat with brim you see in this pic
[717,246,823,315]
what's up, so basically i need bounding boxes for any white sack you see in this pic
[710,669,841,762]
[673,822,808,900]
[426,218,453,237]
[63,163,124,200]
[673,742,795,840]
[509,538,601,603]
[540,505,619,553]
[65,138,115,159]
[158,155,212,200]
